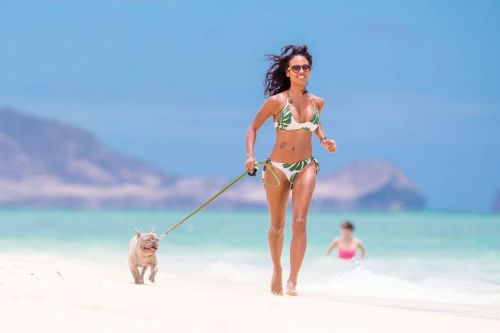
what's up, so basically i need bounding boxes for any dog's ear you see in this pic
[135,228,142,238]
[150,227,156,234]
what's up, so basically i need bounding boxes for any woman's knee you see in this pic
[269,217,285,236]
[292,215,307,235]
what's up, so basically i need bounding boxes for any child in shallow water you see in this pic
[326,220,365,260]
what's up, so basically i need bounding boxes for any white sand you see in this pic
[1,253,499,333]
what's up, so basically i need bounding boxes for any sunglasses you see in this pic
[288,64,311,73]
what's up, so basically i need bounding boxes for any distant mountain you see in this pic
[215,161,426,210]
[0,108,426,210]
[0,108,175,208]
[493,191,500,213]
[313,162,425,210]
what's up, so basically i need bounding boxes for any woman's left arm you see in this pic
[313,98,336,153]
[357,241,366,260]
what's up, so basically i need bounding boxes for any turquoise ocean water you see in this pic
[1,209,499,313]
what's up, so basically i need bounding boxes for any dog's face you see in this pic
[135,228,160,254]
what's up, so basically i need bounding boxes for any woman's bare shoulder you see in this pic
[268,91,288,104]
[310,94,326,111]
[264,92,288,115]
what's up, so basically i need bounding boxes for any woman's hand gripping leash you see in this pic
[247,159,280,188]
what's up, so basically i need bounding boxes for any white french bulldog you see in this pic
[128,228,159,284]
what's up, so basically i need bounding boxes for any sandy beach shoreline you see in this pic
[1,253,499,333]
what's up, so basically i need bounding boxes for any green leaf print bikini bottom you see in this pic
[262,157,320,189]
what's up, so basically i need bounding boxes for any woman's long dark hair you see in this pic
[264,44,313,97]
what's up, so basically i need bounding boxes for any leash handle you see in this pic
[255,160,280,188]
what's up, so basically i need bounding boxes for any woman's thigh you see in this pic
[291,162,317,220]
[264,164,290,227]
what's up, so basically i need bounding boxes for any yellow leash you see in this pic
[159,161,280,238]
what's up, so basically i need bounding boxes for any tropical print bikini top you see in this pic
[274,92,320,132]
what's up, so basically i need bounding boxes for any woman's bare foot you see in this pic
[270,268,283,295]
[286,280,298,296]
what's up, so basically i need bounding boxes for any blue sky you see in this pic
[1,0,499,211]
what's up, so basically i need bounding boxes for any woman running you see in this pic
[326,220,366,260]
[245,45,336,296]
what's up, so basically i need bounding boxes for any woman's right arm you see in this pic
[245,96,280,171]
[326,238,339,256]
